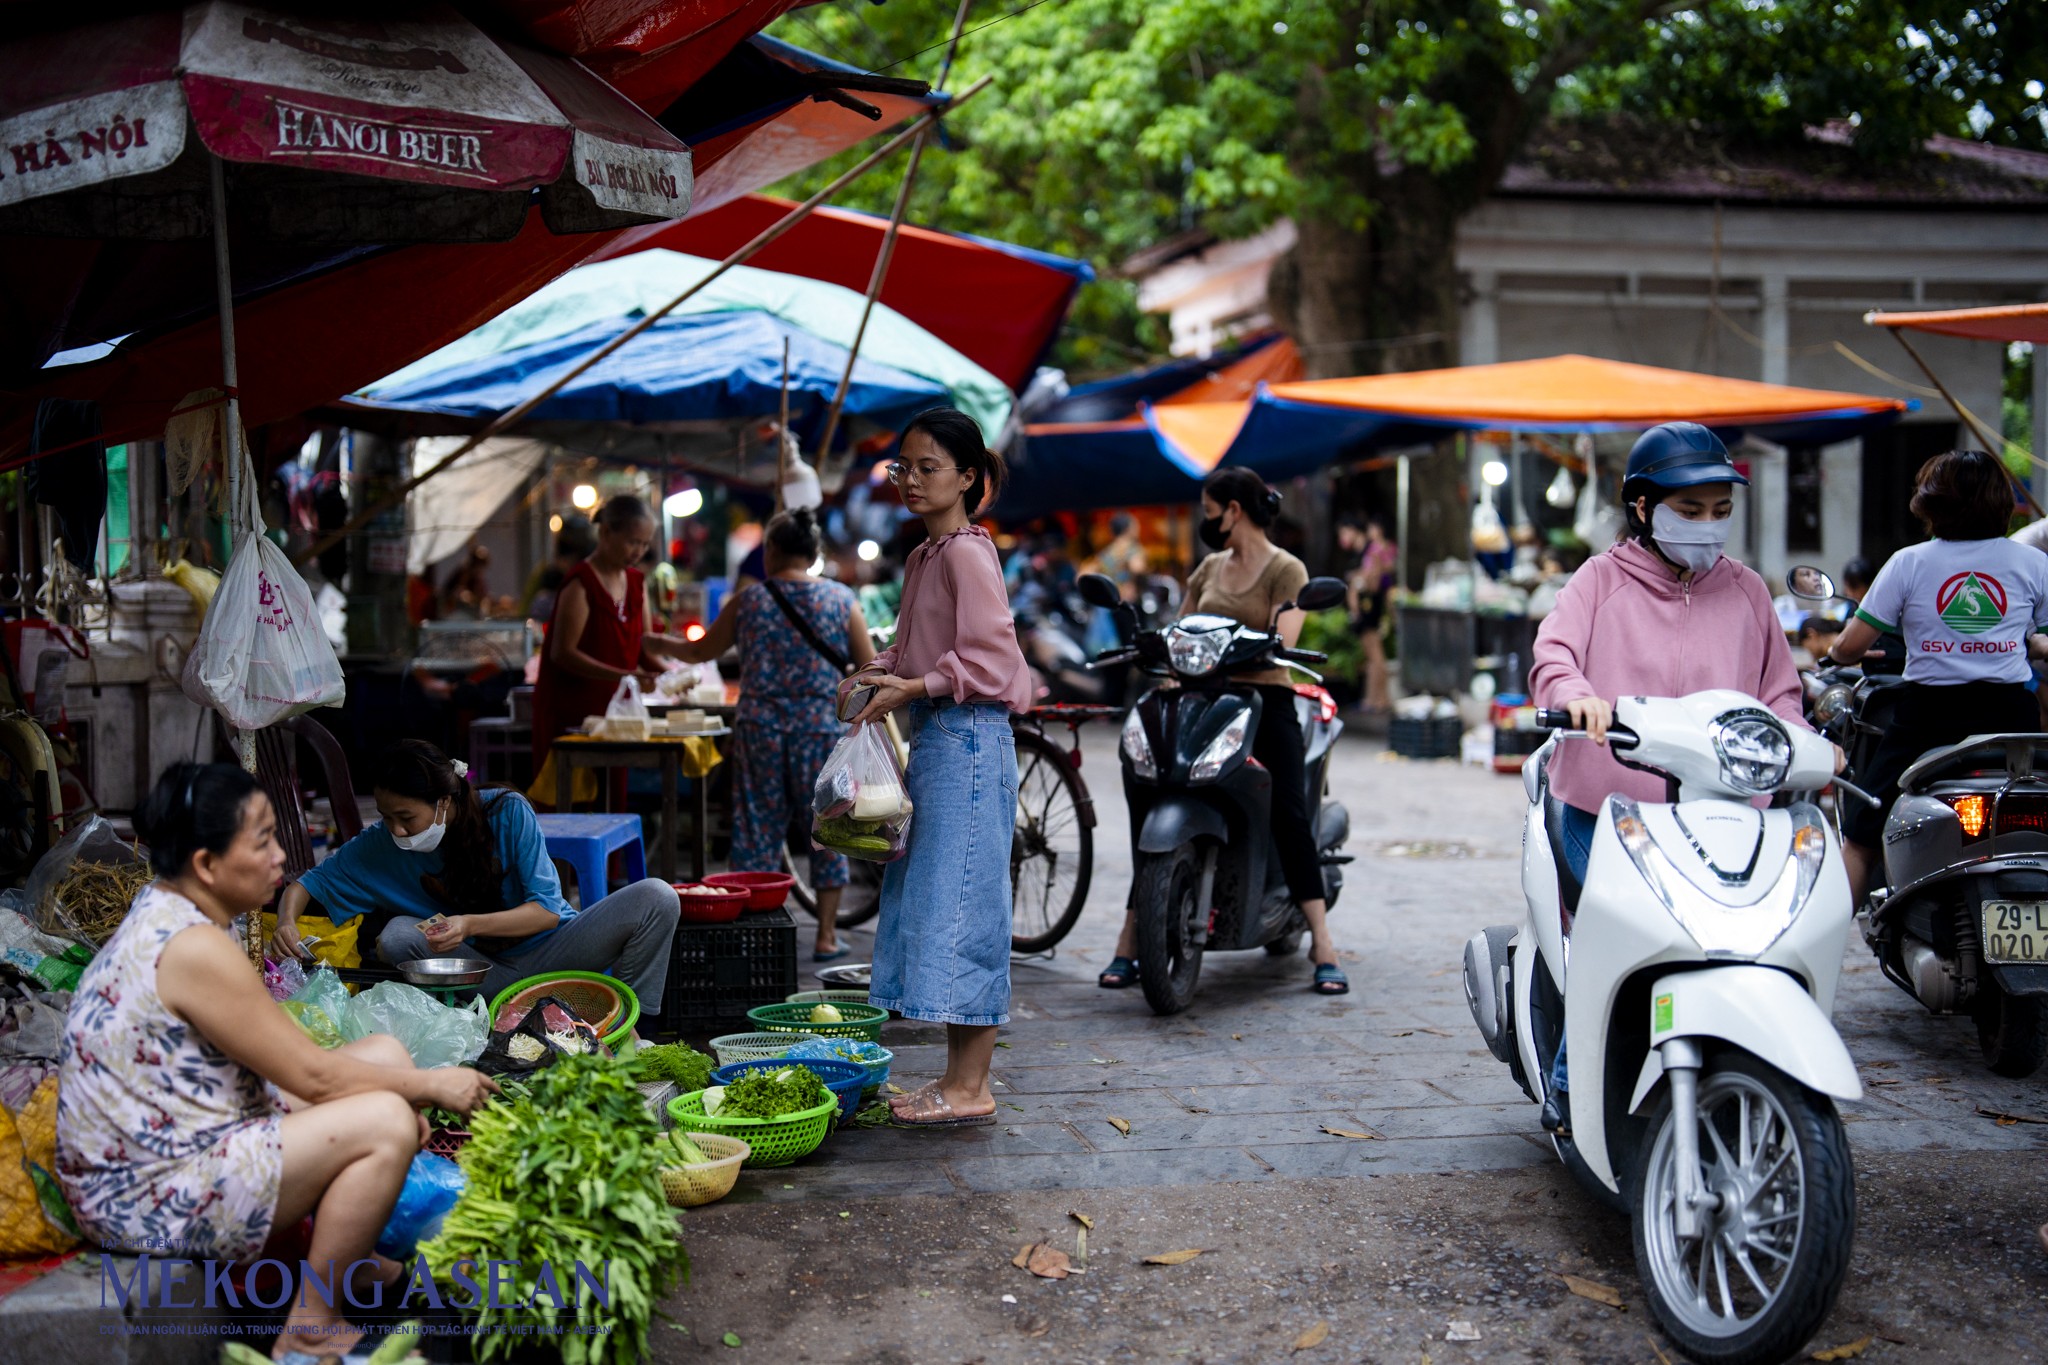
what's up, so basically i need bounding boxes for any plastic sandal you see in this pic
[1312,962,1350,995]
[1097,956,1141,989]
[811,947,851,963]
[893,1089,997,1128]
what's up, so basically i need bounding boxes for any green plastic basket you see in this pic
[784,989,875,1010]
[709,1031,824,1069]
[666,1089,837,1167]
[747,1001,888,1043]
[488,971,640,1048]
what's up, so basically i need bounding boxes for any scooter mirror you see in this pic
[1786,565,1837,601]
[1292,576,1348,615]
[1076,572,1122,611]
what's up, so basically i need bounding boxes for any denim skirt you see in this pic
[869,700,1019,1026]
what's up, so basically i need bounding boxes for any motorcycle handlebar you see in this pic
[1277,647,1328,665]
[1533,707,1639,750]
[1089,648,1139,669]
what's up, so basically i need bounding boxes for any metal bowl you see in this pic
[396,958,491,987]
[815,962,872,988]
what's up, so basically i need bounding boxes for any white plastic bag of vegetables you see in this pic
[811,721,913,862]
[181,474,344,731]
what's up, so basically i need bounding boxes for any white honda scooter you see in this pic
[1463,692,1861,1365]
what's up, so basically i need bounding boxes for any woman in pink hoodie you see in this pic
[1528,422,1814,1134]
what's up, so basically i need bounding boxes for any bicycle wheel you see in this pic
[1010,729,1093,953]
[783,830,884,927]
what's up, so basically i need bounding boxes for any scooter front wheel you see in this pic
[1630,1053,1855,1365]
[1133,844,1206,1015]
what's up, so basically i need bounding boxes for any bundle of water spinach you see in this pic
[418,1052,685,1364]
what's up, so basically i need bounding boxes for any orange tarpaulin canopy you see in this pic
[1145,353,1913,477]
[1865,303,2048,345]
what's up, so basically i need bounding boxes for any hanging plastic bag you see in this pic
[1470,497,1509,554]
[340,981,490,1069]
[181,467,345,731]
[374,1152,466,1259]
[26,814,147,946]
[780,433,823,512]
[811,722,913,862]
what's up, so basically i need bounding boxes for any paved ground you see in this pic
[658,728,2048,1363]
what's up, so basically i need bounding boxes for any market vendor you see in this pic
[58,762,497,1363]
[274,739,679,1011]
[530,492,692,792]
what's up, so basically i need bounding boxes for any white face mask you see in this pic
[1650,502,1733,574]
[391,801,448,854]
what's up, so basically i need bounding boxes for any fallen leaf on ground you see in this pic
[722,1332,742,1347]
[1012,1244,1035,1269]
[1188,1106,1211,1114]
[1320,1125,1383,1140]
[1868,1078,1899,1086]
[994,1041,1011,1048]
[1069,1211,1094,1229]
[1811,1336,1873,1361]
[1143,1248,1209,1265]
[1232,1033,1244,1040]
[1108,1117,1132,1136]
[1027,1244,1072,1279]
[886,1083,906,1095]
[1393,1030,1417,1037]
[1445,1320,1481,1341]
[1075,1227,1089,1269]
[1976,1104,2048,1125]
[1559,1274,1624,1309]
[1291,1320,1330,1351]
[1027,1323,1050,1339]
[1416,1026,1452,1037]
[1923,1076,1951,1084]
[1865,1059,1896,1068]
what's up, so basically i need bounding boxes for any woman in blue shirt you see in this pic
[272,741,679,1011]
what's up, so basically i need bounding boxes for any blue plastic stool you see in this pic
[536,813,647,908]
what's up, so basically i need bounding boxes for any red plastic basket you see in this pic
[424,1127,471,1159]
[704,870,795,911]
[673,882,749,923]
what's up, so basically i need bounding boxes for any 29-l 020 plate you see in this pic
[1982,900,2048,963]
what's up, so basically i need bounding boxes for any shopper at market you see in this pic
[1339,515,1398,714]
[274,739,680,1010]
[59,763,496,1363]
[529,492,690,790]
[1098,467,1348,995]
[841,407,1030,1127]
[669,506,877,961]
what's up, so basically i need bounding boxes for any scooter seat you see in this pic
[1543,789,1584,921]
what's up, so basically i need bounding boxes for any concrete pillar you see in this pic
[1760,275,1789,386]
[1820,440,1861,573]
[2033,345,2047,514]
[1464,270,1499,366]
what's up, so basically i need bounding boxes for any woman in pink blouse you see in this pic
[843,408,1030,1126]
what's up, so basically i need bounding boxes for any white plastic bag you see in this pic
[181,473,344,730]
[811,722,913,862]
[340,981,489,1068]
[600,676,650,739]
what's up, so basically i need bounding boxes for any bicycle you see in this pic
[786,703,1115,952]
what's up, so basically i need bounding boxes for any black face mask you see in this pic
[1198,514,1230,551]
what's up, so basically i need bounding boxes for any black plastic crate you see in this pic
[1389,715,1462,760]
[654,905,798,1033]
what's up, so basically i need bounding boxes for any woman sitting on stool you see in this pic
[273,739,679,1011]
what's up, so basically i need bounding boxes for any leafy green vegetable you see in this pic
[418,1053,686,1365]
[717,1066,830,1119]
[722,1332,742,1348]
[632,1042,714,1091]
[366,1321,423,1364]
[664,1130,708,1165]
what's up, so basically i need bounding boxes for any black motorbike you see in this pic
[1078,571,1352,1015]
[1793,566,2048,1077]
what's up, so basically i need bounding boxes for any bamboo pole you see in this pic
[295,76,994,568]
[775,338,791,511]
[815,0,976,461]
[1885,328,2043,517]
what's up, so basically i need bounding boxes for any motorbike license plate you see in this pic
[1981,900,2048,964]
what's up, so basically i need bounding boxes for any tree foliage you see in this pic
[770,1,2042,376]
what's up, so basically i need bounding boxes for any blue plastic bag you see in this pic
[374,1152,466,1259]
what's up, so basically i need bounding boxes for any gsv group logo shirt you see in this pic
[1856,537,2048,685]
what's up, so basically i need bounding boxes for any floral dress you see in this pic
[57,883,285,1259]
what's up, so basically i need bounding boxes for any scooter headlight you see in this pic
[1166,625,1229,678]
[1711,708,1792,795]
[1121,709,1156,780]
[1190,709,1252,782]
[1610,798,1830,959]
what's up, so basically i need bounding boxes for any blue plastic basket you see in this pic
[783,1038,892,1097]
[711,1057,868,1123]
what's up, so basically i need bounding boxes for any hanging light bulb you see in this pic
[1481,460,1509,487]
[1545,465,1577,508]
[857,539,881,562]
[664,488,703,519]
[570,483,599,510]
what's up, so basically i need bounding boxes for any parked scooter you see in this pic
[1464,692,1858,1364]
[1078,570,1351,1015]
[1790,566,2048,1077]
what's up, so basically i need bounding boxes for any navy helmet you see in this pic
[1622,421,1747,491]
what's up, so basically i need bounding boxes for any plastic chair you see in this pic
[247,714,365,881]
[536,812,645,908]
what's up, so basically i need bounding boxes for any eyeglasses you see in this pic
[886,460,969,487]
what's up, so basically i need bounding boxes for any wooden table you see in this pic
[550,729,729,882]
